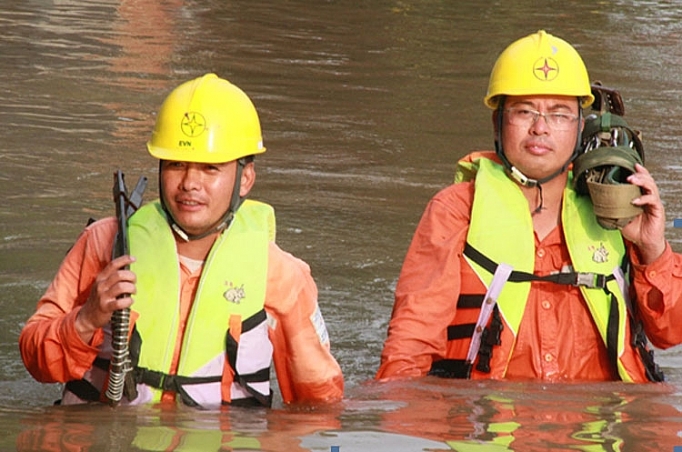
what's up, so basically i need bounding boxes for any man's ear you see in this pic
[239,161,256,197]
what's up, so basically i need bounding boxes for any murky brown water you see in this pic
[2,0,682,450]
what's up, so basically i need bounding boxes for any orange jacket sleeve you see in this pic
[629,241,682,349]
[376,183,475,380]
[18,219,116,383]
[265,243,344,404]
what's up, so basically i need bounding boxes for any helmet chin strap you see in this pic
[494,100,583,214]
[159,158,247,242]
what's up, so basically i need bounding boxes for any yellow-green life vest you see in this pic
[128,199,275,406]
[460,157,635,381]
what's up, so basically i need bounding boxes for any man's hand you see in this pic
[75,255,136,343]
[621,163,667,264]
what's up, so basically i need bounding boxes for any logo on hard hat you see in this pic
[533,57,559,81]
[181,112,207,137]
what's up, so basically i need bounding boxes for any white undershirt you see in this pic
[178,255,204,273]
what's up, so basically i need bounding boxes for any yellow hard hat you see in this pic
[484,30,594,109]
[147,73,266,163]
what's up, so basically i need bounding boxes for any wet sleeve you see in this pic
[629,241,682,349]
[265,243,344,404]
[376,184,473,380]
[18,219,115,382]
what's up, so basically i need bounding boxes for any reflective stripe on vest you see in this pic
[127,199,274,406]
[451,156,643,382]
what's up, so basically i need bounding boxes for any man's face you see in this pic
[160,160,238,237]
[497,95,583,181]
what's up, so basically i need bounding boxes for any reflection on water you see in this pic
[6,379,682,451]
[3,0,682,450]
[11,402,341,452]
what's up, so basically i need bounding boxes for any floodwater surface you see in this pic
[2,1,682,450]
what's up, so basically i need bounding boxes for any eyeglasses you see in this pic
[504,107,579,131]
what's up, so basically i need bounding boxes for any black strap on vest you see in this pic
[225,310,273,407]
[430,295,476,378]
[429,360,474,379]
[62,342,223,406]
[620,258,665,382]
[63,379,101,403]
[456,294,485,309]
[127,327,219,407]
[476,306,503,373]
[430,297,504,379]
[631,320,665,382]
[132,368,221,407]
[605,291,620,377]
[61,357,111,403]
[464,243,613,289]
[435,242,624,379]
[127,312,270,407]
[446,323,476,341]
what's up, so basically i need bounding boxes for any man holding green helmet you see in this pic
[20,74,344,407]
[378,30,682,382]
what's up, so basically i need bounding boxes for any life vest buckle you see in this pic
[574,272,607,289]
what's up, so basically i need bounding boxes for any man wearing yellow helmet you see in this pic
[19,74,344,407]
[377,31,682,382]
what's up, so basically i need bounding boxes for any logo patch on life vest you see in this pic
[224,282,245,304]
[589,243,609,263]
